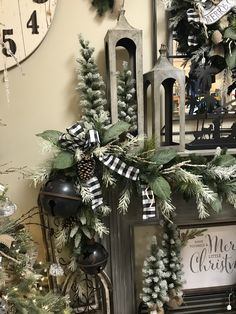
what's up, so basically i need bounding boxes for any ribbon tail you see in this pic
[87,176,103,210]
[141,184,157,220]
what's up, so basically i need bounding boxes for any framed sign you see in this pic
[180,223,236,291]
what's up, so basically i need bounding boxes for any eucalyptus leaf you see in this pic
[151,148,177,166]
[213,154,236,167]
[226,47,236,70]
[102,120,130,144]
[70,225,79,238]
[211,195,222,213]
[81,226,92,239]
[52,151,75,169]
[80,215,87,225]
[36,130,62,146]
[74,233,82,248]
[224,27,236,40]
[149,176,171,200]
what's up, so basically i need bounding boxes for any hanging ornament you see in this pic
[211,30,223,45]
[49,263,64,277]
[38,175,82,217]
[0,298,7,314]
[0,198,17,217]
[77,239,108,275]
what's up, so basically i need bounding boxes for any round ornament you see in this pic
[49,263,64,277]
[38,175,82,217]
[0,199,17,217]
[77,240,108,275]
[0,0,58,71]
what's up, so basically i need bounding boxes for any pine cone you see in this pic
[77,155,95,181]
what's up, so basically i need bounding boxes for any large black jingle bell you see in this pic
[77,239,108,275]
[38,175,82,217]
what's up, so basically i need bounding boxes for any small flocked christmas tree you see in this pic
[162,218,185,309]
[117,61,138,133]
[77,35,110,130]
[141,236,170,314]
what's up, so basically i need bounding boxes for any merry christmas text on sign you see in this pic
[181,225,236,290]
[202,0,235,25]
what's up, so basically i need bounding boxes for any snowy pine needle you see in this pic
[118,187,131,214]
[80,185,93,203]
[94,218,109,238]
[158,199,176,218]
[99,205,111,216]
[102,168,117,187]
[173,168,216,219]
[55,228,68,250]
[27,166,51,187]
[207,165,236,180]
[38,138,60,155]
[68,255,78,272]
[93,146,108,158]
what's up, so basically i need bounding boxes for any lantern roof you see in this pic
[113,9,135,30]
[153,44,181,72]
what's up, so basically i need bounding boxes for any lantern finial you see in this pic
[159,44,168,57]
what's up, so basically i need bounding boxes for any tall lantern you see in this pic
[104,9,144,135]
[143,44,185,151]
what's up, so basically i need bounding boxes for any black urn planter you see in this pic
[77,239,108,275]
[38,175,82,217]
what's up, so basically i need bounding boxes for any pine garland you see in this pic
[35,37,236,262]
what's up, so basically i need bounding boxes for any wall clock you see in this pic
[0,0,58,71]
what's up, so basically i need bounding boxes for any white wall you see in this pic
[0,0,167,257]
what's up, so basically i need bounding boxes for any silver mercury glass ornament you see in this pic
[0,198,17,217]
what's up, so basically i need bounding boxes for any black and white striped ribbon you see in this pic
[59,122,99,152]
[141,184,156,220]
[188,35,199,46]
[99,154,139,181]
[58,122,156,219]
[187,8,200,23]
[87,177,103,210]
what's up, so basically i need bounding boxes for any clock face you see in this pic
[0,0,58,71]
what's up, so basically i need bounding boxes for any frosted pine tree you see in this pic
[162,219,184,309]
[117,61,138,133]
[77,36,110,130]
[141,236,170,314]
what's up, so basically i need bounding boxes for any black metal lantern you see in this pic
[38,175,82,217]
[77,240,108,275]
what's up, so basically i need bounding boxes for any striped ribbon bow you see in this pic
[59,122,156,219]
